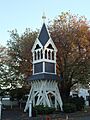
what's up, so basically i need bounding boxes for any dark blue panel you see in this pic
[34,62,43,73]
[45,62,55,73]
[38,23,49,46]
[27,73,60,81]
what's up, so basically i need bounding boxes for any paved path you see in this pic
[2,107,29,120]
[1,107,90,120]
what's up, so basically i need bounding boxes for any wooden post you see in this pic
[0,100,2,120]
[29,100,32,117]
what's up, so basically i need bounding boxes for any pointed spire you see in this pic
[38,23,49,46]
[42,12,46,23]
[38,13,49,46]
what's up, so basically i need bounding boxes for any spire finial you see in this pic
[42,12,46,23]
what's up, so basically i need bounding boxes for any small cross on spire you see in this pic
[42,12,46,23]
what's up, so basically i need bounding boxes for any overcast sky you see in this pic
[0,0,90,46]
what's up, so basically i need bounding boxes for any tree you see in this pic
[7,29,38,89]
[49,12,90,99]
[0,45,9,96]
[7,12,90,101]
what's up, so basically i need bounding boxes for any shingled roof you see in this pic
[28,73,60,81]
[38,23,50,46]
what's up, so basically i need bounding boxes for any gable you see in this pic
[31,38,43,52]
[44,38,57,52]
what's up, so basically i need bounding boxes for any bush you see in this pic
[71,96,85,111]
[63,96,85,112]
[33,105,55,115]
[63,103,77,113]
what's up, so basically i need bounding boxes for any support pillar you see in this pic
[24,80,63,112]
[29,100,32,117]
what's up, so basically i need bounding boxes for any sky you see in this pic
[0,0,90,46]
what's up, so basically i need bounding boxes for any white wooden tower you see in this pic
[24,16,63,112]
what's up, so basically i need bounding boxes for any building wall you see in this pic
[2,98,18,106]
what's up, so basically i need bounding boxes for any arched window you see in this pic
[45,50,47,59]
[35,44,41,50]
[52,51,54,60]
[47,44,54,49]
[48,50,51,60]
[41,50,43,59]
[34,51,36,60]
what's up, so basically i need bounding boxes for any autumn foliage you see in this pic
[6,12,90,99]
[49,12,90,98]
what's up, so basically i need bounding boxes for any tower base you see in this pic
[24,80,63,112]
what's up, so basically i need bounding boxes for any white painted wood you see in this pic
[44,38,57,52]
[24,20,63,117]
[31,38,43,53]
[24,80,63,112]
[24,87,33,112]
[33,63,34,75]
[43,62,45,73]
[36,81,46,105]
[55,63,56,74]
[33,59,56,64]
[29,100,32,117]
[32,23,57,75]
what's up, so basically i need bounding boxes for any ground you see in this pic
[2,106,90,120]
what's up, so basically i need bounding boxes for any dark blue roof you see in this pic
[38,23,50,46]
[27,73,60,81]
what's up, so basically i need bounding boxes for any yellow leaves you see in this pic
[50,11,90,67]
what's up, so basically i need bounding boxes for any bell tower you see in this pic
[32,22,57,76]
[24,16,63,112]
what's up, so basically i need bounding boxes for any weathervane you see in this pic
[42,12,46,23]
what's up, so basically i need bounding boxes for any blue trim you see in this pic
[27,73,61,81]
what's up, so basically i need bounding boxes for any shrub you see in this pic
[33,105,44,115]
[71,96,85,111]
[33,105,55,115]
[63,103,77,113]
[44,106,55,114]
[63,96,85,112]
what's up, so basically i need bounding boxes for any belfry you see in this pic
[24,16,63,112]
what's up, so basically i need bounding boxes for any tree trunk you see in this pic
[58,81,71,102]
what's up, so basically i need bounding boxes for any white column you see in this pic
[50,51,52,60]
[29,100,32,117]
[55,94,57,109]
[47,50,50,59]
[39,50,41,59]
[51,51,52,60]
[55,51,56,74]
[55,63,56,74]
[43,62,45,73]
[32,52,34,75]
[43,50,45,73]
[47,50,48,59]
[32,91,35,106]
[0,100,2,120]
[43,50,45,59]
[54,52,56,61]
[33,52,34,61]
[33,64,34,75]
[36,51,38,60]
